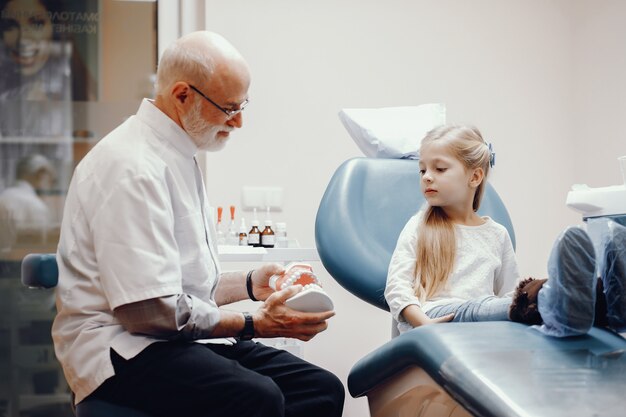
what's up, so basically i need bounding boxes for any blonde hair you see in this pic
[414,125,492,301]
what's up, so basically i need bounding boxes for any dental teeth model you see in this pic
[269,263,334,312]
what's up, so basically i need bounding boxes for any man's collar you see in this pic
[136,98,198,158]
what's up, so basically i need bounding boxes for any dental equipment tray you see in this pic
[349,321,626,417]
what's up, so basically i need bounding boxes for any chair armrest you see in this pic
[348,322,626,417]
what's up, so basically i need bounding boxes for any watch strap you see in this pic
[246,270,258,301]
[239,312,254,341]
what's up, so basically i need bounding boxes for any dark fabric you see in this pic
[509,277,547,325]
[89,341,344,417]
[594,278,609,328]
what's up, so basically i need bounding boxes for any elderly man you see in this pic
[52,31,344,417]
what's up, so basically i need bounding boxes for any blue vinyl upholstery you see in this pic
[315,157,626,417]
[21,254,153,417]
[21,253,58,288]
[348,322,626,416]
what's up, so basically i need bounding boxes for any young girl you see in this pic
[384,124,626,337]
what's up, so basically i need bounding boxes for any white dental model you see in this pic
[566,156,626,218]
[269,263,334,313]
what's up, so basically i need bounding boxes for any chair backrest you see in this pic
[315,157,515,311]
[21,253,58,288]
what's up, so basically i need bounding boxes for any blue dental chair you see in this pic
[315,158,626,417]
[21,254,153,417]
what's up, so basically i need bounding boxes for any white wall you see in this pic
[570,0,626,187]
[201,1,626,416]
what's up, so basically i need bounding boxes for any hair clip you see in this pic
[488,142,495,168]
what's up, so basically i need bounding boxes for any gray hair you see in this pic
[155,36,216,97]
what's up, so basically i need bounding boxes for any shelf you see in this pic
[0,136,73,145]
[217,246,319,263]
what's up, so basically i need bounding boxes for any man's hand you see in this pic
[253,285,334,341]
[250,263,284,301]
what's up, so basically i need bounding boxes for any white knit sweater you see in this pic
[385,211,520,333]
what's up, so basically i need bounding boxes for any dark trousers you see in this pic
[90,340,345,417]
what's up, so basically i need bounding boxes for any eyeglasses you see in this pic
[189,84,248,119]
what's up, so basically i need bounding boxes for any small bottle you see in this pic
[216,206,226,245]
[248,219,261,247]
[261,220,275,248]
[226,205,238,245]
[275,222,287,248]
[238,218,248,246]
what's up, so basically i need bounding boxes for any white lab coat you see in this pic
[52,99,221,403]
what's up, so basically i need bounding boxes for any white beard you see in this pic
[181,100,231,151]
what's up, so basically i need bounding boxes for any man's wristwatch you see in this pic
[239,312,254,341]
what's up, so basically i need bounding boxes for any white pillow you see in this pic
[338,104,446,159]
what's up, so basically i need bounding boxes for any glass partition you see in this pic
[0,1,157,415]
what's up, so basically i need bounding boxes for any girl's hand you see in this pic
[419,313,455,326]
[402,304,455,328]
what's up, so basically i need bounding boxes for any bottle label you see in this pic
[261,235,275,246]
[248,234,260,245]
